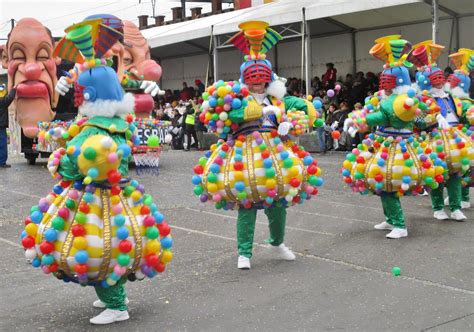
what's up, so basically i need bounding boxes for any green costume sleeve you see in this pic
[283,96,307,112]
[59,124,129,181]
[58,126,99,181]
[366,111,389,128]
[229,107,245,124]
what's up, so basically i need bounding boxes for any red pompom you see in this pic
[290,178,301,188]
[22,236,35,248]
[74,264,88,274]
[155,262,166,273]
[71,224,86,237]
[374,174,384,182]
[157,222,171,237]
[111,186,121,196]
[143,216,155,227]
[118,240,132,253]
[145,253,159,267]
[108,170,122,184]
[194,165,204,175]
[261,150,270,159]
[40,241,55,254]
[79,203,90,214]
[141,205,151,215]
[233,162,244,171]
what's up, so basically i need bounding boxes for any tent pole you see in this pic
[206,26,214,88]
[455,16,459,50]
[301,7,306,94]
[305,13,311,97]
[351,31,357,75]
[431,0,438,43]
[213,33,219,84]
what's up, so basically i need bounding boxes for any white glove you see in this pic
[331,121,339,130]
[277,122,293,136]
[55,76,72,96]
[140,80,165,97]
[436,114,451,130]
[348,127,357,138]
[343,118,353,132]
[262,105,281,117]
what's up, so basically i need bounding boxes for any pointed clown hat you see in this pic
[449,48,474,74]
[369,35,413,69]
[406,40,445,69]
[54,15,123,67]
[228,21,282,84]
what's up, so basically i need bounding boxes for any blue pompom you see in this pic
[161,237,173,249]
[280,151,289,160]
[75,250,89,264]
[192,175,202,185]
[30,211,43,224]
[303,156,313,166]
[263,158,273,168]
[114,215,126,227]
[44,228,58,242]
[235,181,245,192]
[32,257,41,268]
[312,100,322,110]
[116,227,129,240]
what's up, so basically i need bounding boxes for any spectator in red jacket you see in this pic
[322,63,337,89]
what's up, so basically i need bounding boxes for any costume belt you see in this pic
[375,127,413,138]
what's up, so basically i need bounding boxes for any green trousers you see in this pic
[380,192,405,229]
[462,186,470,202]
[237,206,286,258]
[94,279,127,311]
[431,175,461,212]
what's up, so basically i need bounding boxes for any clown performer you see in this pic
[55,15,164,116]
[410,41,474,221]
[192,21,321,270]
[20,19,173,325]
[443,48,474,208]
[343,35,446,239]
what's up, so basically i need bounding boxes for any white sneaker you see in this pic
[434,210,449,220]
[270,243,296,261]
[386,228,408,239]
[90,309,129,325]
[450,209,467,221]
[374,221,394,231]
[93,298,129,309]
[420,190,429,197]
[461,201,471,209]
[444,197,449,206]
[238,256,251,269]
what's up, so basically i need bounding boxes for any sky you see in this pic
[0,0,234,40]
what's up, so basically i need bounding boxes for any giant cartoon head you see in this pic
[407,41,445,91]
[445,48,474,97]
[2,18,58,138]
[121,20,163,118]
[123,20,162,82]
[369,35,412,92]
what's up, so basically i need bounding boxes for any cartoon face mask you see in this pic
[416,67,445,91]
[3,18,58,138]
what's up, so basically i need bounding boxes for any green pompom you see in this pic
[83,147,97,161]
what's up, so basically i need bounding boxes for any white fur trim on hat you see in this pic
[79,93,134,118]
[266,79,287,99]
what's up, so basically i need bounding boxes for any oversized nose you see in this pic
[138,60,162,81]
[24,63,42,80]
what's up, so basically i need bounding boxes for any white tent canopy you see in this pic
[142,0,473,49]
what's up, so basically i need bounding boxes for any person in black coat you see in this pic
[0,88,16,168]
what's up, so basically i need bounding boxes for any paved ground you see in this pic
[0,150,473,331]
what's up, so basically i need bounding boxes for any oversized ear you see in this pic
[0,45,8,69]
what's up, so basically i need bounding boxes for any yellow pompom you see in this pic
[217,86,228,97]
[66,146,75,155]
[207,183,218,193]
[160,250,173,263]
[110,195,121,205]
[402,167,412,176]
[77,135,120,181]
[435,166,444,175]
[307,95,313,101]
[235,140,243,148]
[145,240,161,254]
[68,124,80,137]
[234,171,244,181]
[288,167,299,177]
[73,236,87,250]
[25,223,38,236]
[425,168,434,177]
[131,190,142,201]
[266,179,276,189]
[343,160,353,169]
[356,163,365,173]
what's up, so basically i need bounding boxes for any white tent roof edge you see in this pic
[142,0,424,49]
